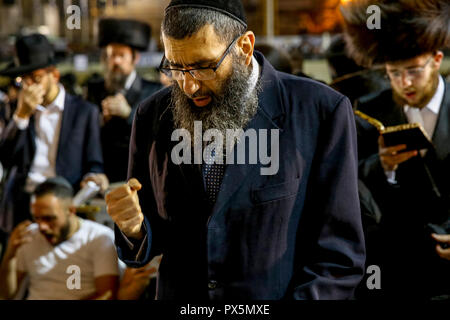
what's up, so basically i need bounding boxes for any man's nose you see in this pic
[182,72,200,96]
[38,222,50,232]
[401,72,413,87]
[112,55,122,65]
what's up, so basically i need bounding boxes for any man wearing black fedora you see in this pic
[0,33,107,232]
[342,0,450,299]
[86,18,162,184]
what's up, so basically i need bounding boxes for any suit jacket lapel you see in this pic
[431,81,450,161]
[211,53,284,217]
[26,116,37,167]
[55,95,73,174]
[125,76,142,107]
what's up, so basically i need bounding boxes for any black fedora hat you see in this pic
[0,33,56,78]
[99,18,151,51]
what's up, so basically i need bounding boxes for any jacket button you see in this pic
[208,280,217,290]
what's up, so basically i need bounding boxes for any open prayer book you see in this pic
[354,110,434,151]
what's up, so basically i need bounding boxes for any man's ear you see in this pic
[133,51,141,66]
[49,67,60,83]
[237,31,255,66]
[68,204,77,216]
[433,51,444,70]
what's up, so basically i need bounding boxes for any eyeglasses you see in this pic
[159,35,241,81]
[386,56,434,81]
[21,69,50,85]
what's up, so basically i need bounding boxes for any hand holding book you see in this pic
[355,110,434,152]
[378,135,418,171]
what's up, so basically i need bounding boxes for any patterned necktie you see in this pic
[203,148,226,204]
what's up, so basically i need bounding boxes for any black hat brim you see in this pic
[0,59,57,78]
[98,19,151,51]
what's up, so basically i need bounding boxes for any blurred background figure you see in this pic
[60,72,82,97]
[325,35,389,105]
[0,78,21,135]
[0,177,119,300]
[85,18,162,184]
[0,34,107,235]
[288,45,309,78]
[255,43,293,74]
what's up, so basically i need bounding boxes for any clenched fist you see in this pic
[105,178,144,239]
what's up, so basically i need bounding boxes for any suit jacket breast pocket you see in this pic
[252,177,301,204]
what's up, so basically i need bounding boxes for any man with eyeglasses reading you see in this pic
[105,0,365,300]
[342,0,450,299]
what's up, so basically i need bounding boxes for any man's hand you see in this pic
[80,173,109,194]
[93,290,112,300]
[431,233,450,261]
[4,220,33,259]
[15,83,45,120]
[118,255,162,300]
[101,93,131,121]
[378,135,418,171]
[105,178,144,239]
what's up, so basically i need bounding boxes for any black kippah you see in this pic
[166,0,247,28]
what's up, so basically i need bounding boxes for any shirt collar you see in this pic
[426,75,445,114]
[247,56,260,95]
[404,75,445,115]
[124,70,137,91]
[38,84,65,113]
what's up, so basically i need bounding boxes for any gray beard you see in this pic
[105,69,128,94]
[170,55,260,146]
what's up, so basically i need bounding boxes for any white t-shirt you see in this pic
[16,219,120,300]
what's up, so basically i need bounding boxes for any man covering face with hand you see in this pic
[0,34,107,232]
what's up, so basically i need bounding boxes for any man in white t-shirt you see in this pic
[0,177,120,300]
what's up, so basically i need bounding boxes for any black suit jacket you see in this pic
[115,52,366,300]
[0,93,104,231]
[86,75,162,182]
[356,81,450,298]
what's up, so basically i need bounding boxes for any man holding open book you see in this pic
[342,0,450,299]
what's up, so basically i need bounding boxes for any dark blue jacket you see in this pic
[116,52,366,300]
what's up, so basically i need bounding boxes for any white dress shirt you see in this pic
[385,76,445,184]
[15,85,66,193]
[404,76,444,138]
[124,70,137,91]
